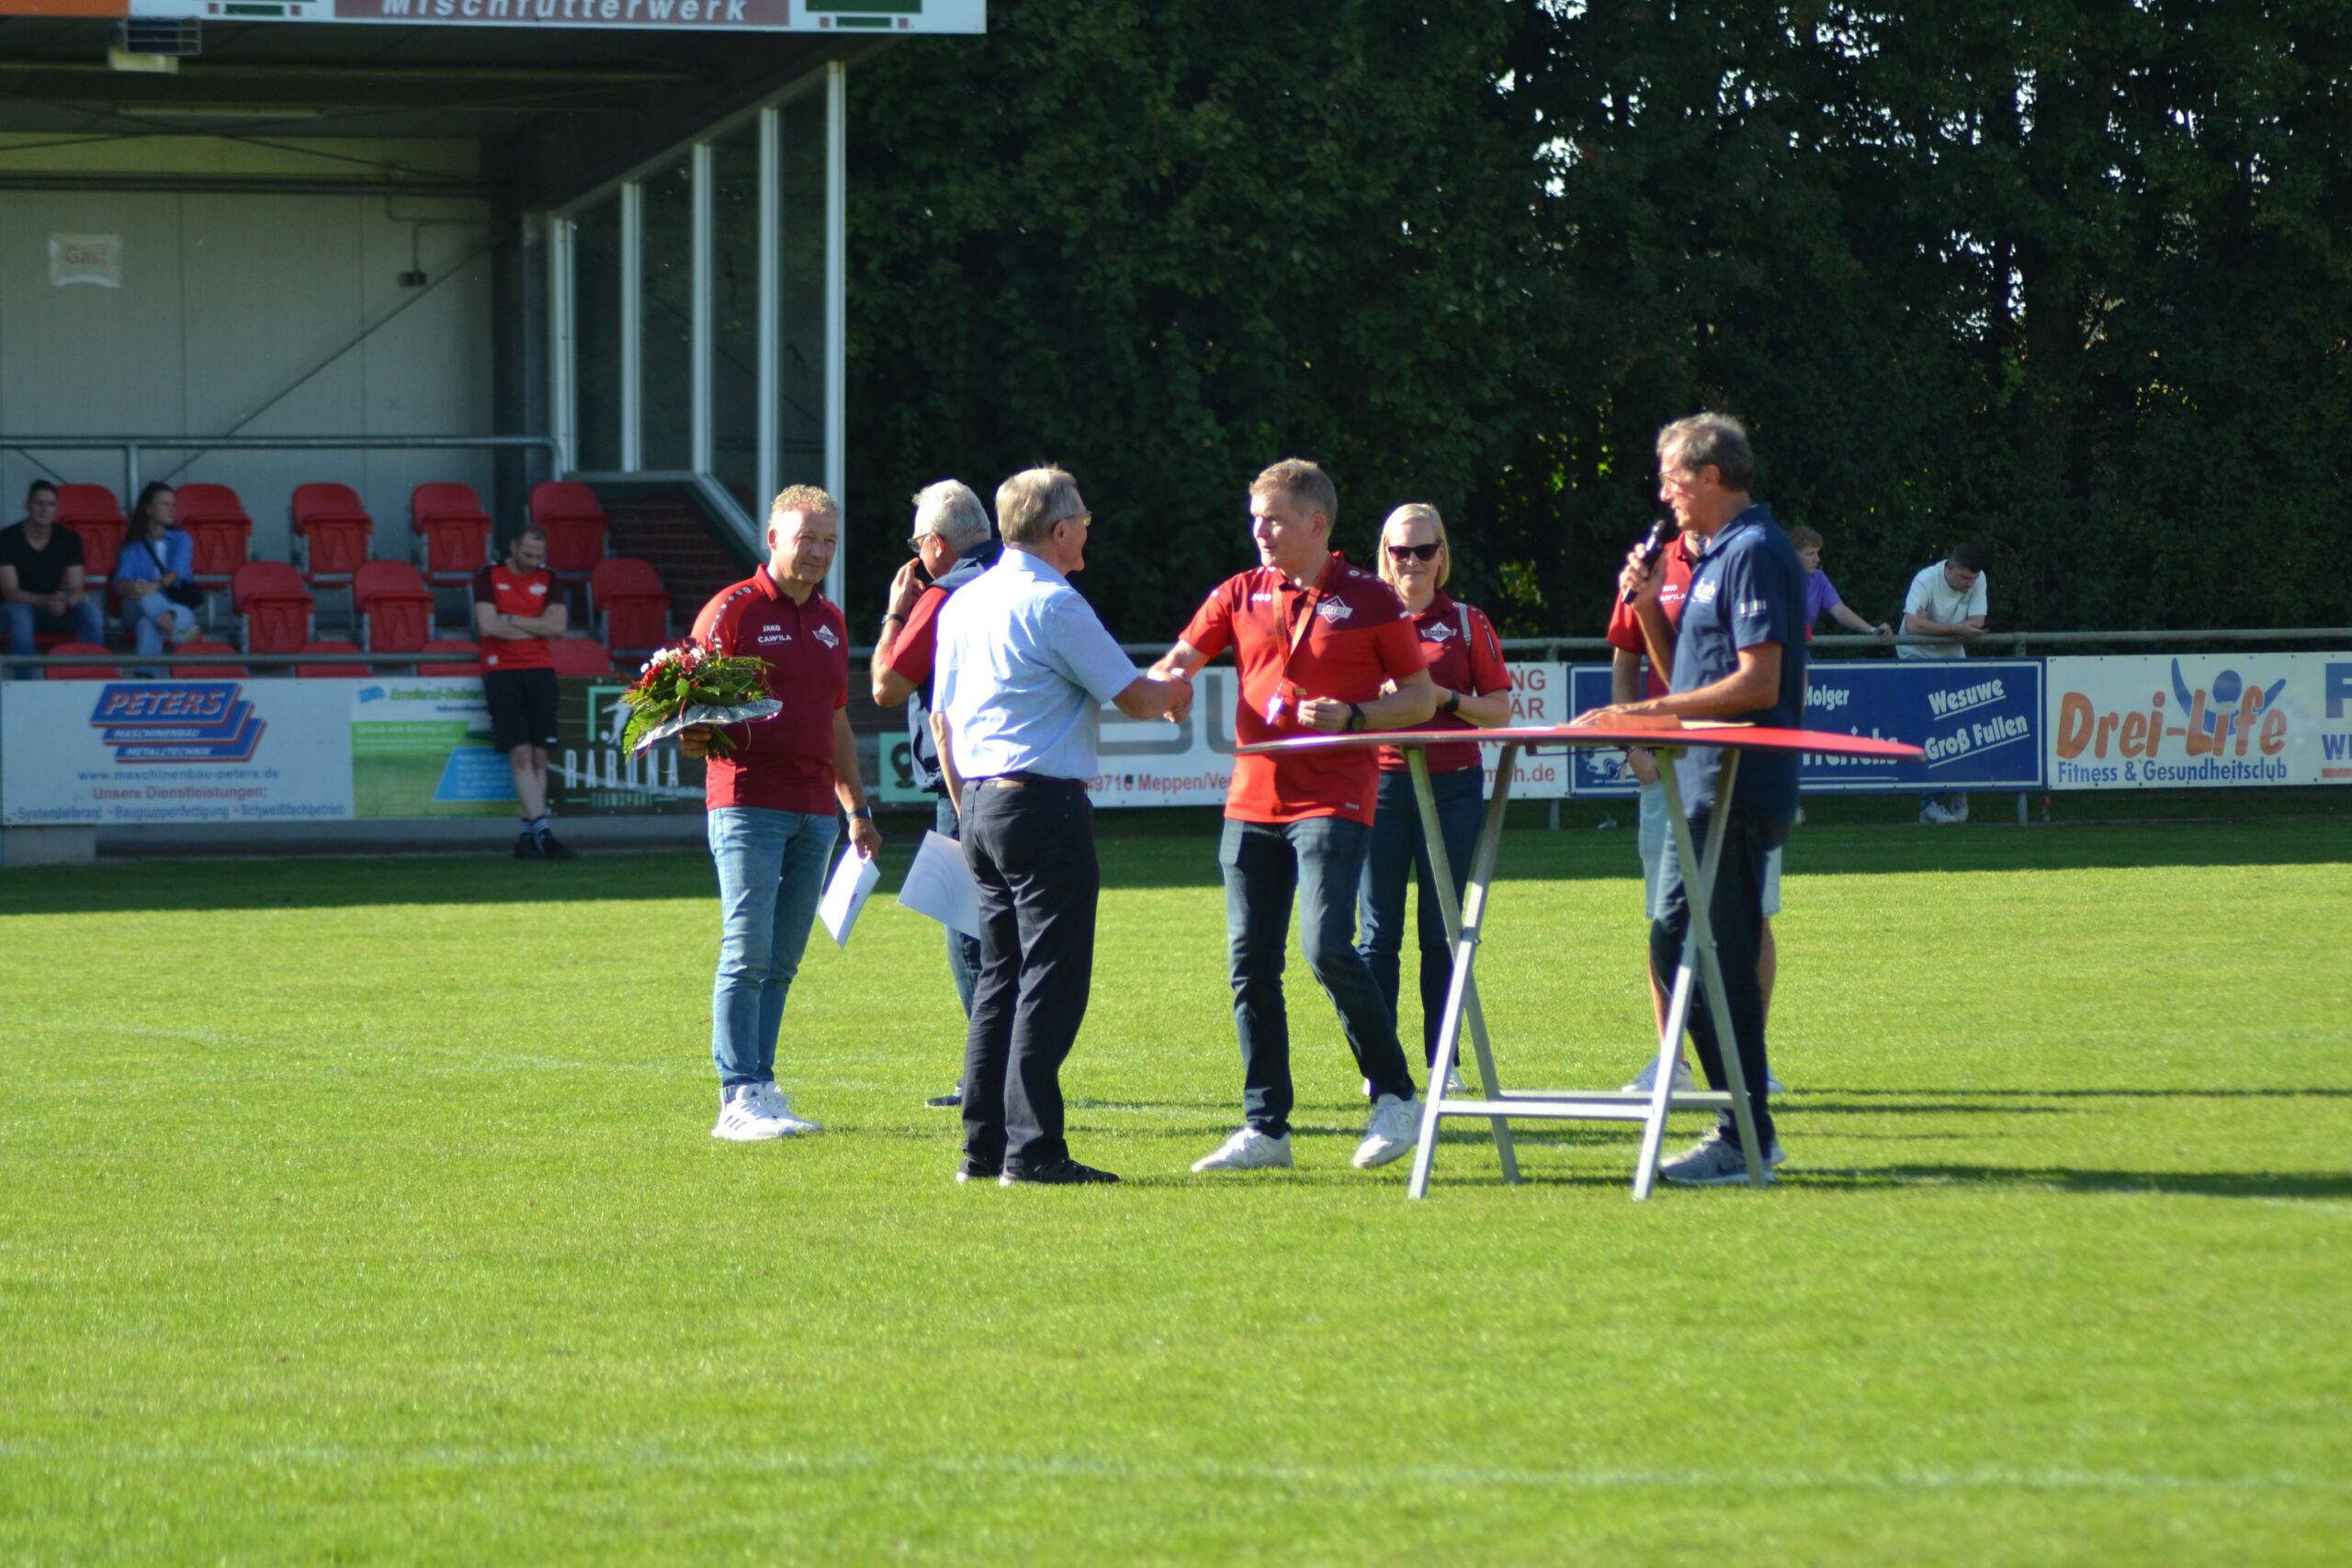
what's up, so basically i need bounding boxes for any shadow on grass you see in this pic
[1791,1165,2352,1201]
[6,814,2344,914]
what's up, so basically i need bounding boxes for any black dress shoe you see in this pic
[514,831,545,860]
[954,1158,998,1185]
[537,830,579,861]
[999,1156,1120,1186]
[925,1087,965,1109]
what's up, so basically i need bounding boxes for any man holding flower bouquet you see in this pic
[682,485,883,1143]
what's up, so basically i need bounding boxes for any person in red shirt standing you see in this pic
[473,524,573,859]
[680,485,884,1144]
[1353,504,1511,1086]
[1149,459,1440,1174]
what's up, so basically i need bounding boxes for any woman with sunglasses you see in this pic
[1355,503,1511,1087]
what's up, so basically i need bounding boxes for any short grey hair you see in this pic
[910,479,991,552]
[1657,412,1755,491]
[995,467,1085,547]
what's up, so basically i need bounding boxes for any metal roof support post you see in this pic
[548,216,577,474]
[823,59,848,609]
[619,181,644,472]
[756,106,780,516]
[690,141,714,477]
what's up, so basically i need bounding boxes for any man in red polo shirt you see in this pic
[1149,458,1440,1174]
[474,524,572,860]
[680,484,883,1144]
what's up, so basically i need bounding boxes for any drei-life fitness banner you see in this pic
[876,662,1579,808]
[2043,653,2352,789]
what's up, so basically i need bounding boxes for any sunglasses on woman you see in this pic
[1385,541,1441,561]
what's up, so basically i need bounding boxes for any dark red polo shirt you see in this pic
[1375,592,1510,774]
[690,568,847,815]
[884,582,947,687]
[472,564,556,671]
[1604,533,1700,700]
[1180,551,1426,825]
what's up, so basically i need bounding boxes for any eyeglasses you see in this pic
[1056,513,1092,530]
[907,532,934,552]
[1385,542,1441,562]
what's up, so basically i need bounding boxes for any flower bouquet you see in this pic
[617,640,781,757]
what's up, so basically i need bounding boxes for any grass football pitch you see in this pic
[3,816,2348,1564]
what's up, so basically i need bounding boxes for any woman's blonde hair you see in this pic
[1376,502,1450,592]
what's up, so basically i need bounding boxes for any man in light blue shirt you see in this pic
[932,467,1193,1186]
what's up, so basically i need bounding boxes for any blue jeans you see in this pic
[1222,814,1417,1138]
[1650,805,1792,1151]
[1357,767,1485,1066]
[5,598,104,678]
[120,591,197,660]
[707,806,839,1088]
[934,791,980,1018]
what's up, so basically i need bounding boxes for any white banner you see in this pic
[1,679,354,825]
[1082,662,1571,808]
[2044,653,2352,789]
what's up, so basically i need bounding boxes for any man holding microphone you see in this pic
[932,467,1193,1186]
[1150,459,1440,1174]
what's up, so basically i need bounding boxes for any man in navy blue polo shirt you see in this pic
[1577,412,1806,1183]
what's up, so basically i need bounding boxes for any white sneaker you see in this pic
[1352,1094,1423,1169]
[1191,1126,1294,1172]
[1658,1131,1785,1186]
[713,1083,791,1142]
[1920,800,1955,825]
[1624,1056,1695,1094]
[1951,796,1969,823]
[1442,1067,1470,1096]
[754,1081,822,1135]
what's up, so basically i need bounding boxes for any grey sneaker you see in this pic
[1192,1127,1294,1172]
[1351,1094,1423,1170]
[1658,1131,1785,1186]
[1624,1056,1695,1094]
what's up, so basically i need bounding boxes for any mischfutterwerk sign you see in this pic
[124,0,983,28]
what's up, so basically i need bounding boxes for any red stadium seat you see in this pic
[173,483,254,589]
[410,482,492,587]
[588,557,671,657]
[290,483,375,587]
[528,480,610,581]
[416,637,483,677]
[173,640,247,678]
[548,637,616,677]
[294,639,367,679]
[354,560,437,654]
[54,485,128,585]
[43,641,118,680]
[231,561,315,656]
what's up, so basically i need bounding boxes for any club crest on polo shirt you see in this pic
[1427,621,1456,641]
[1317,599,1354,624]
[813,624,840,649]
[1691,581,1719,604]
[527,581,547,596]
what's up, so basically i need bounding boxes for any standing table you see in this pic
[1240,723,1924,1199]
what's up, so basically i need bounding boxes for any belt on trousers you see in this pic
[969,772,1085,792]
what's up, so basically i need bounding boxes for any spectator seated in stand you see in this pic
[1789,525,1893,644]
[2,479,106,678]
[114,482,204,676]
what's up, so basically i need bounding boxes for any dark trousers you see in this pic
[1356,766,1485,1065]
[960,776,1099,1173]
[1649,805,1791,1150]
[1221,814,1418,1139]
[933,791,981,1018]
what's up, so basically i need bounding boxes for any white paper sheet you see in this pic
[817,846,881,948]
[896,829,983,940]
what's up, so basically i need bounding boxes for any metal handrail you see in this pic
[19,651,522,671]
[1109,627,2352,661]
[1,434,560,498]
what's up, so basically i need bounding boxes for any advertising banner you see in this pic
[124,0,985,32]
[878,662,1574,810]
[550,674,707,815]
[2044,653,2352,789]
[350,678,515,818]
[1,679,353,825]
[1565,659,2044,795]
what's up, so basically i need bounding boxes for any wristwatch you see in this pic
[1345,703,1367,733]
[1441,688,1462,716]
[849,805,874,821]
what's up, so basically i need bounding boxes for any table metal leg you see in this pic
[1641,751,1765,1197]
[1408,748,1518,1186]
[1409,744,1518,1199]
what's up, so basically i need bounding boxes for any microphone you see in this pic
[1620,519,1669,604]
